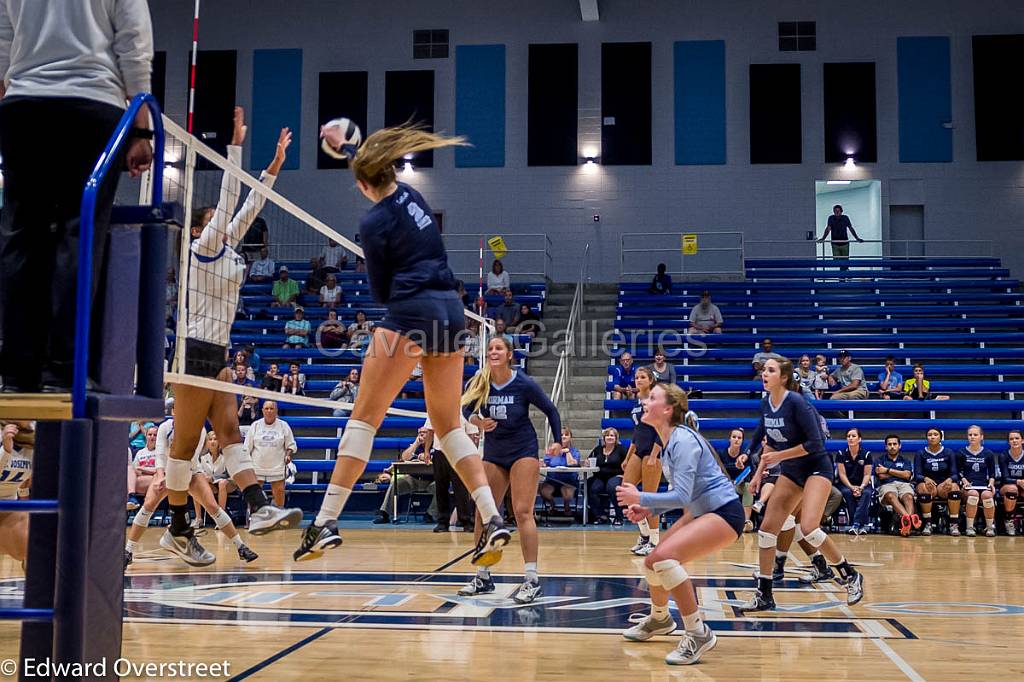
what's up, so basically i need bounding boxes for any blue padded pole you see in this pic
[137,223,168,399]
[53,419,93,667]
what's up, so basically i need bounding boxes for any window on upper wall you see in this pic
[779,22,816,52]
[414,30,449,59]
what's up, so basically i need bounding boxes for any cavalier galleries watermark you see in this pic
[5,657,230,679]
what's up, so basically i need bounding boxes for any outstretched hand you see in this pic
[267,127,292,176]
[231,106,247,146]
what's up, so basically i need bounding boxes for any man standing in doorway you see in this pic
[818,204,864,271]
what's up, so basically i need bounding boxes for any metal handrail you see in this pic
[550,244,590,415]
[76,93,165,417]
[745,238,996,260]
[444,233,554,280]
[620,231,744,279]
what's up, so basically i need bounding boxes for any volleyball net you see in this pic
[148,115,491,418]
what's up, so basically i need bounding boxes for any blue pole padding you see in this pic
[137,223,168,399]
[0,500,58,512]
[73,94,165,418]
[0,608,55,622]
[53,419,92,666]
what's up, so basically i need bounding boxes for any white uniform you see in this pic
[154,419,208,473]
[243,418,297,482]
[187,145,278,348]
[0,445,33,501]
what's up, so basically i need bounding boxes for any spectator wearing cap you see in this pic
[431,418,477,532]
[688,290,723,334]
[648,263,672,295]
[283,307,311,348]
[752,338,783,378]
[828,351,868,400]
[248,246,275,283]
[271,266,300,307]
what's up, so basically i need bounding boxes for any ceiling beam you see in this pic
[579,0,600,22]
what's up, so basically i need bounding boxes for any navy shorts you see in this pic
[378,290,466,354]
[184,339,228,379]
[707,497,746,538]
[781,452,835,488]
[484,450,538,471]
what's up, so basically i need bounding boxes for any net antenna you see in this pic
[144,114,493,417]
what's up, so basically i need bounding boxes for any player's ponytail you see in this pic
[352,123,468,188]
[775,356,802,392]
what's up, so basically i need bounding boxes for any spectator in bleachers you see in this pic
[957,425,998,537]
[237,395,260,427]
[128,420,151,451]
[494,318,515,347]
[540,427,579,516]
[648,262,672,295]
[751,338,783,378]
[835,427,874,535]
[319,273,343,310]
[271,266,300,307]
[127,425,158,511]
[232,351,256,382]
[347,309,374,351]
[818,204,864,270]
[246,344,262,375]
[490,289,518,327]
[793,354,813,393]
[243,401,297,507]
[231,364,256,395]
[374,426,438,525]
[240,216,269,263]
[165,268,178,326]
[999,429,1024,536]
[877,356,905,399]
[463,319,481,365]
[723,428,753,532]
[828,350,868,400]
[319,238,347,272]
[647,348,676,386]
[915,427,961,536]
[303,257,326,296]
[261,363,284,392]
[902,363,950,400]
[402,363,425,400]
[329,368,360,417]
[687,290,722,334]
[248,246,275,283]
[317,310,347,349]
[432,419,477,532]
[353,233,366,273]
[875,435,919,537]
[587,428,626,525]
[811,354,831,398]
[486,259,510,295]
[283,307,311,348]
[514,304,541,339]
[281,362,306,396]
[611,352,637,400]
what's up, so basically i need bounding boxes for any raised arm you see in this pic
[194,108,246,257]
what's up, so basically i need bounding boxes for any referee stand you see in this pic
[0,94,169,680]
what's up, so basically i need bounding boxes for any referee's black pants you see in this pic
[0,97,125,389]
[432,453,474,526]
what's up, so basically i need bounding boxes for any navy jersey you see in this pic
[748,390,826,459]
[722,449,750,480]
[956,447,997,487]
[630,396,662,457]
[359,182,457,304]
[836,449,871,486]
[999,451,1024,485]
[464,370,561,460]
[914,446,957,484]
[873,453,914,483]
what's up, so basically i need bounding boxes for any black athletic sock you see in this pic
[757,575,774,597]
[169,504,192,537]
[811,554,829,572]
[834,560,857,581]
[243,484,270,512]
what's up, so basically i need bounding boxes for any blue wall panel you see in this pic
[455,44,505,167]
[252,48,302,170]
[897,37,952,163]
[674,40,726,165]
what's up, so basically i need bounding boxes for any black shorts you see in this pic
[378,290,466,354]
[763,473,780,486]
[781,452,835,488]
[708,497,745,537]
[484,450,538,471]
[184,339,228,379]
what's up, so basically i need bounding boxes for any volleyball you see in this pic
[320,117,362,159]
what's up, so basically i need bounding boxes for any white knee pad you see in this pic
[758,530,778,549]
[793,524,806,542]
[221,443,254,478]
[632,557,661,587]
[983,497,995,509]
[438,428,480,466]
[338,420,377,463]
[782,515,796,532]
[212,508,233,530]
[967,493,980,505]
[132,508,153,529]
[653,559,689,590]
[165,458,192,492]
[804,527,828,548]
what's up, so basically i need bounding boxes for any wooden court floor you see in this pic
[1,527,1023,680]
